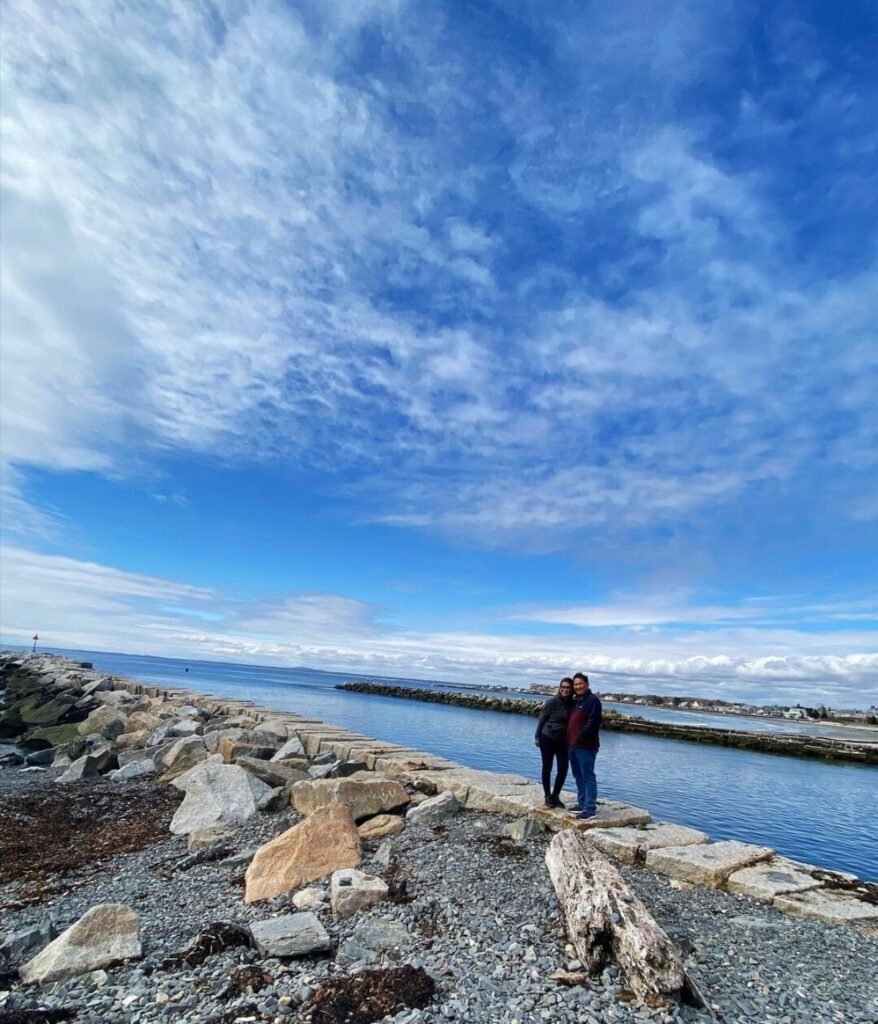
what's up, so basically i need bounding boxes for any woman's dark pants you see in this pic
[538,736,569,798]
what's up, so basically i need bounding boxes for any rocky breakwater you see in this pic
[0,652,876,1024]
[338,682,878,764]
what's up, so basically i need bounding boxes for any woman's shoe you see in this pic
[550,795,565,809]
[543,794,554,807]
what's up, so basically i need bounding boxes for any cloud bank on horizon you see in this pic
[2,545,877,706]
[1,1,876,705]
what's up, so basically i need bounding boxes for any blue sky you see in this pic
[1,0,876,705]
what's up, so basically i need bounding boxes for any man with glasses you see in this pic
[567,672,602,820]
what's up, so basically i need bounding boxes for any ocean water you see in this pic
[12,647,878,880]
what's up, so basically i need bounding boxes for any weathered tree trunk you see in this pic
[545,829,685,1004]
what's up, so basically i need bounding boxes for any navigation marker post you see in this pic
[32,634,39,652]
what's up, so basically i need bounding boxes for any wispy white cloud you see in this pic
[513,591,878,629]
[1,0,875,551]
[0,3,875,704]
[2,546,875,705]
[234,594,390,645]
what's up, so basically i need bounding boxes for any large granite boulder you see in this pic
[21,696,78,727]
[216,714,260,730]
[170,762,272,835]
[253,719,289,742]
[19,904,141,984]
[22,723,81,749]
[77,706,128,741]
[358,814,405,840]
[773,888,878,925]
[645,841,774,888]
[217,737,276,764]
[109,758,156,782]
[166,719,202,739]
[91,691,145,712]
[170,753,225,789]
[586,822,708,865]
[187,826,233,853]
[160,737,208,780]
[290,774,409,823]
[146,723,175,747]
[236,755,308,789]
[123,711,164,734]
[171,703,205,719]
[244,804,361,904]
[81,678,112,696]
[25,748,56,767]
[115,729,151,750]
[204,728,276,755]
[270,735,306,761]
[406,791,461,826]
[55,754,102,784]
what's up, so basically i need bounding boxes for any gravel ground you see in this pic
[0,766,875,1024]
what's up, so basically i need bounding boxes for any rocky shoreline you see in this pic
[336,683,878,765]
[1,653,876,1024]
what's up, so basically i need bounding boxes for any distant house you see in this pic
[783,707,809,720]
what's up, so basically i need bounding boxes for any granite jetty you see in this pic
[0,652,876,1024]
[337,682,878,765]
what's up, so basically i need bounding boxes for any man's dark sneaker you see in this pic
[568,805,583,814]
[576,811,595,821]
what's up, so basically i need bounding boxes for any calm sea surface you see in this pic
[16,647,878,880]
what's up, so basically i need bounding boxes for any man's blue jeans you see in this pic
[569,747,598,816]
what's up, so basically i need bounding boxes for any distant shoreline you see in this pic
[524,686,877,728]
[4,641,874,731]
[337,682,878,765]
[604,699,878,738]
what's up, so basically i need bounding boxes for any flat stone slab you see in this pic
[646,840,774,888]
[534,799,652,834]
[320,738,405,761]
[374,754,466,776]
[727,857,825,902]
[773,889,878,925]
[586,822,708,864]
[250,912,331,957]
[446,774,545,815]
[298,729,369,759]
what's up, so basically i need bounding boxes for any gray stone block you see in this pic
[250,913,331,958]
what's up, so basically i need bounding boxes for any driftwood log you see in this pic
[545,829,685,1004]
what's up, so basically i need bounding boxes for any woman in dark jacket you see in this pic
[534,677,574,807]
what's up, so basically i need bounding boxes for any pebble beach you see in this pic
[1,653,876,1024]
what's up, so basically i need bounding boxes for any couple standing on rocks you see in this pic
[534,672,602,821]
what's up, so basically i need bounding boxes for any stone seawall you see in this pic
[2,653,876,917]
[337,682,878,765]
[3,650,878,1024]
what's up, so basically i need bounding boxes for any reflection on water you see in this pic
[24,648,878,880]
